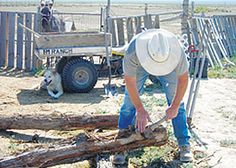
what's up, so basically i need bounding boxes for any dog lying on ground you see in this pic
[43,70,63,99]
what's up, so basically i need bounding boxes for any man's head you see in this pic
[40,0,45,7]
[135,29,182,76]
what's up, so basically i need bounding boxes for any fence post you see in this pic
[126,17,134,42]
[17,13,24,70]
[32,8,42,71]
[181,0,189,35]
[8,12,16,68]
[25,13,32,71]
[0,12,7,67]
[116,18,125,46]
[0,12,6,67]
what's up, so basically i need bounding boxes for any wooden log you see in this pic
[0,126,168,168]
[0,113,119,131]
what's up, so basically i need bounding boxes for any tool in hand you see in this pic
[143,116,167,139]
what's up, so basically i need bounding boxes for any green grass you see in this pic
[127,145,176,167]
[208,55,236,79]
[220,139,236,148]
[33,67,46,77]
[194,6,210,14]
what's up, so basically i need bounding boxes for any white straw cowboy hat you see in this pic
[136,29,182,76]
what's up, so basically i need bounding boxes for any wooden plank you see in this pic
[213,16,229,56]
[0,12,6,67]
[16,13,24,69]
[36,33,112,49]
[25,13,32,71]
[5,13,9,67]
[144,14,153,29]
[228,16,236,54]
[126,17,134,42]
[153,15,160,29]
[116,18,125,46]
[221,16,233,55]
[32,13,41,70]
[109,18,117,47]
[135,16,142,34]
[0,12,7,67]
[8,12,16,68]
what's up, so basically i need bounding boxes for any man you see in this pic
[111,29,193,164]
[40,1,51,32]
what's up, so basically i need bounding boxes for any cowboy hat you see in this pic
[135,29,182,76]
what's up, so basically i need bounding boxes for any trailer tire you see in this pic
[62,58,98,93]
[56,57,68,74]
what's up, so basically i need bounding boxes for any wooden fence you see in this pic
[0,11,40,71]
[189,15,236,68]
[0,10,162,71]
[109,14,160,47]
[0,8,186,71]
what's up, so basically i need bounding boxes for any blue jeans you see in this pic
[118,67,190,146]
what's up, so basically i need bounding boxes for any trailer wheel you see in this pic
[62,58,98,93]
[56,57,68,74]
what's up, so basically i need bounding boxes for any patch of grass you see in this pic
[141,94,167,113]
[95,109,109,114]
[220,139,236,148]
[33,67,46,77]
[194,6,210,14]
[127,145,175,167]
[208,55,236,79]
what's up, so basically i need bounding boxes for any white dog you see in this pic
[44,70,63,99]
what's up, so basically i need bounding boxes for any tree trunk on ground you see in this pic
[0,126,168,168]
[0,113,119,130]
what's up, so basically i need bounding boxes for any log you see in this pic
[0,126,168,168]
[0,113,119,130]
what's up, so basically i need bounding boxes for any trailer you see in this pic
[25,27,123,93]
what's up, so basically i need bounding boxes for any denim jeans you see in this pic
[118,67,190,146]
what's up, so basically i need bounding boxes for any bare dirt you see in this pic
[0,3,236,167]
[0,68,235,167]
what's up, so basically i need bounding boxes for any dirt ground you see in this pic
[0,3,236,167]
[0,68,235,167]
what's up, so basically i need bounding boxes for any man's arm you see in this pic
[166,71,188,120]
[124,74,150,133]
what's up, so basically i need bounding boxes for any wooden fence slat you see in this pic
[25,13,32,71]
[135,16,142,34]
[32,13,40,70]
[17,13,24,69]
[144,14,153,29]
[228,16,236,54]
[214,16,229,55]
[154,15,160,29]
[0,12,7,67]
[8,12,16,68]
[126,17,134,42]
[221,16,233,55]
[116,18,125,46]
[109,18,117,47]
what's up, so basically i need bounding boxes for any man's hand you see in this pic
[165,105,179,120]
[136,107,151,133]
